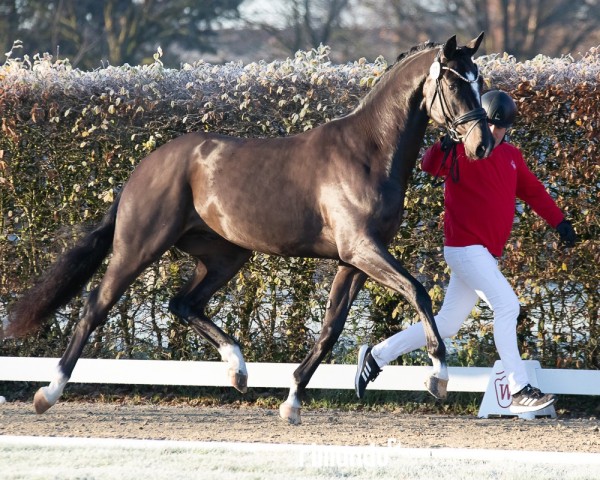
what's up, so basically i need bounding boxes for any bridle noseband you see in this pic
[428,50,488,184]
[428,51,487,143]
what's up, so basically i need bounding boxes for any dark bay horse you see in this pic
[9,34,493,424]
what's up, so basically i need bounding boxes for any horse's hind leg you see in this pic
[279,263,366,424]
[34,207,183,414]
[169,246,252,392]
[33,252,156,414]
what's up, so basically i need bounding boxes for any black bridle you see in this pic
[429,51,487,183]
[428,51,487,143]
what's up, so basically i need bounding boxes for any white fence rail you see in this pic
[1,357,598,396]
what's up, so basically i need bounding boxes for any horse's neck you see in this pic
[355,49,434,177]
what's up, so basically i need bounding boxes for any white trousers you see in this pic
[371,245,529,394]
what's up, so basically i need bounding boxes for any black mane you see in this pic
[393,41,439,66]
[356,41,439,116]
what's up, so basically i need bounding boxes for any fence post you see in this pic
[478,360,557,420]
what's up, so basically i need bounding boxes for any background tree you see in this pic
[480,0,600,59]
[362,0,600,60]
[1,0,243,68]
[4,0,600,66]
[0,0,19,59]
[241,0,351,57]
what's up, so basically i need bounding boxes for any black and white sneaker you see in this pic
[355,345,381,399]
[510,384,556,413]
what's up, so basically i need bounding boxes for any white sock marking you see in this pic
[284,383,301,409]
[42,367,69,405]
[218,344,247,377]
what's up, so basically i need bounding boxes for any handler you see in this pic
[355,90,576,413]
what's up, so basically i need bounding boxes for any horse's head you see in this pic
[423,33,494,159]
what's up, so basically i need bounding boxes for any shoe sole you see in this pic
[355,345,370,399]
[509,397,556,414]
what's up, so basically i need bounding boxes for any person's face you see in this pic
[489,124,507,147]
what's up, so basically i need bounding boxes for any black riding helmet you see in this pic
[481,90,517,128]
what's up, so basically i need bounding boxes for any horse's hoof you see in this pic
[425,375,448,400]
[230,371,248,393]
[33,388,53,414]
[279,402,302,425]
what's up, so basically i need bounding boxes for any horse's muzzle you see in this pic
[464,134,494,160]
[475,141,494,159]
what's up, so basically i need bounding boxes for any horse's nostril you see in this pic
[476,144,487,158]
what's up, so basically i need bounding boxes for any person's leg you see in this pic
[371,247,478,367]
[443,245,529,394]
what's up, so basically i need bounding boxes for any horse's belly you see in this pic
[201,206,337,258]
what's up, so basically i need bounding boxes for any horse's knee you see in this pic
[76,307,107,336]
[78,288,117,332]
[321,323,344,350]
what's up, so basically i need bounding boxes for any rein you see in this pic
[432,142,460,186]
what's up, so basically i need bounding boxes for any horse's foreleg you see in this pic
[341,239,448,399]
[169,249,251,393]
[279,263,366,425]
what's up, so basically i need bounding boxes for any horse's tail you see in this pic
[7,195,121,337]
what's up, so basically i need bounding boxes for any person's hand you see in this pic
[439,134,457,153]
[556,220,576,247]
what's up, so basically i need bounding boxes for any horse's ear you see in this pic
[442,35,457,61]
[465,32,485,56]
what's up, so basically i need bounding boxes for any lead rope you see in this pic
[432,141,459,186]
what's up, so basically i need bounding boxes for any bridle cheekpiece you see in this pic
[428,50,487,143]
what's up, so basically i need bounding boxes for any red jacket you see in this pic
[421,141,564,257]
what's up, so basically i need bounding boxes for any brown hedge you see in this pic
[0,46,598,369]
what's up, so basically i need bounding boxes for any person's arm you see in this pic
[515,150,576,246]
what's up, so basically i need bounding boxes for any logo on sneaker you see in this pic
[361,363,372,382]
[518,397,538,407]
